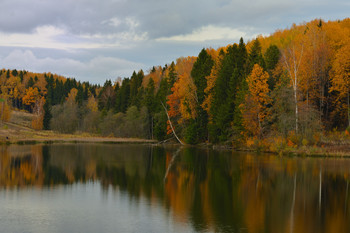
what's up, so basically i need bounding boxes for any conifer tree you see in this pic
[190,48,214,142]
[247,39,265,73]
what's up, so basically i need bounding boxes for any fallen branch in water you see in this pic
[157,136,175,144]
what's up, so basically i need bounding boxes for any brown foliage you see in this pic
[0,99,11,123]
[31,97,45,130]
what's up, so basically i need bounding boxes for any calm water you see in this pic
[1,144,350,233]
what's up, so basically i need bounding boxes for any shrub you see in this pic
[50,102,79,134]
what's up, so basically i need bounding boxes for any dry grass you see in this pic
[0,110,156,144]
[10,110,34,128]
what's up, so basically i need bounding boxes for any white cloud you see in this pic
[0,50,146,84]
[104,17,122,27]
[0,25,102,50]
[156,25,257,42]
[35,25,66,36]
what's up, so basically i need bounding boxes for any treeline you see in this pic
[1,18,350,146]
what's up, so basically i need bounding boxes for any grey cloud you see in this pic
[1,0,348,39]
[0,0,295,38]
[0,0,348,84]
[0,0,120,34]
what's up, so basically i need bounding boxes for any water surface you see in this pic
[0,144,350,232]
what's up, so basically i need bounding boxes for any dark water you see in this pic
[1,144,350,233]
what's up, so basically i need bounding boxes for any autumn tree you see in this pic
[241,64,271,137]
[167,57,197,122]
[82,95,100,133]
[166,56,197,143]
[330,40,350,127]
[22,87,40,112]
[32,97,45,130]
[282,36,304,134]
[298,21,331,123]
[0,98,11,123]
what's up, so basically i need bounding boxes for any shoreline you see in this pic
[0,136,156,145]
[1,122,350,157]
[2,136,350,158]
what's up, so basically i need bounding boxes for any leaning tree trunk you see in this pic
[161,101,185,145]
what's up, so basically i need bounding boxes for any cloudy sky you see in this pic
[0,0,348,84]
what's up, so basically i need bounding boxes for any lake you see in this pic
[0,144,350,232]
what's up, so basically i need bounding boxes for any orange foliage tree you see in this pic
[240,64,271,137]
[167,57,197,123]
[31,97,45,130]
[298,21,331,118]
[22,87,40,111]
[330,40,350,127]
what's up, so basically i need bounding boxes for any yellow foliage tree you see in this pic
[298,21,331,116]
[330,40,350,126]
[167,57,197,123]
[87,96,98,113]
[143,66,163,90]
[240,64,271,137]
[31,97,45,130]
[0,98,11,123]
[67,88,78,105]
[22,87,40,108]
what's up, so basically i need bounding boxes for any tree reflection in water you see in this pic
[1,144,350,232]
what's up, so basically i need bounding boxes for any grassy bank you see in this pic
[2,110,350,157]
[0,110,156,145]
[234,132,350,157]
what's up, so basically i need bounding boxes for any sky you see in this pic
[0,0,348,84]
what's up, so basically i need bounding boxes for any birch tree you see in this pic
[282,38,304,134]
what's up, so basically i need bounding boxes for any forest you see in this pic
[0,18,350,148]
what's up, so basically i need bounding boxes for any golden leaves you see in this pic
[241,64,271,137]
[167,56,197,122]
[22,87,40,106]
